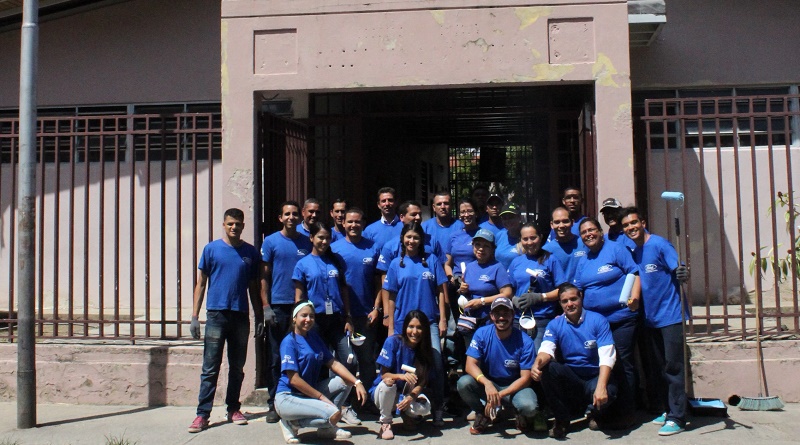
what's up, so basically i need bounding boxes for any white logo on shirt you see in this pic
[379,348,389,360]
[597,264,614,274]
[243,257,252,265]
[378,254,386,264]
[584,340,597,349]
[297,249,308,256]
[362,257,374,265]
[574,250,586,257]
[529,269,544,278]
[479,274,491,282]
[328,270,339,278]
[645,264,658,273]
[422,271,435,280]
[504,359,519,369]
[282,354,295,365]
[469,339,478,350]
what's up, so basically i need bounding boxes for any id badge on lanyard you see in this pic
[325,297,334,315]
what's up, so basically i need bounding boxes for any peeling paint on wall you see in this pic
[384,39,397,50]
[614,103,633,133]
[593,53,619,87]
[515,6,553,30]
[530,48,541,59]
[531,63,574,81]
[463,38,491,52]
[431,10,445,25]
[227,169,254,210]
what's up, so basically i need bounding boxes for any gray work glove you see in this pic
[190,316,201,339]
[512,292,544,312]
[675,265,690,283]
[264,305,277,327]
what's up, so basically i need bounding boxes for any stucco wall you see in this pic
[0,0,221,108]
[630,0,800,89]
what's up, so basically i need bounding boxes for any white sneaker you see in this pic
[340,406,361,425]
[317,427,352,439]
[466,410,477,421]
[279,419,300,444]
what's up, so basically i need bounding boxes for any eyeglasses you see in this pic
[459,210,475,215]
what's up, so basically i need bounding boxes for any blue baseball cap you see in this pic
[473,228,495,244]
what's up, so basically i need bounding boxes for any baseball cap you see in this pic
[491,297,514,312]
[499,203,520,217]
[472,228,495,244]
[600,197,622,211]
[487,194,504,205]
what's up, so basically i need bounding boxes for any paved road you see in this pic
[0,402,798,444]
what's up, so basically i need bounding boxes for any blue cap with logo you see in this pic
[472,228,495,244]
[491,296,514,312]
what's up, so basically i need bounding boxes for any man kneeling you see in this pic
[457,297,538,435]
[531,284,618,439]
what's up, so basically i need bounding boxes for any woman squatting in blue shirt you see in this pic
[371,310,437,439]
[383,221,448,425]
[274,300,367,444]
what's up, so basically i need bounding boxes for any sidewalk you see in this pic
[0,402,799,445]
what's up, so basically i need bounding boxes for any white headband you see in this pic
[292,301,315,318]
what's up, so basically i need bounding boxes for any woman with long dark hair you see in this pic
[274,300,367,443]
[371,310,436,439]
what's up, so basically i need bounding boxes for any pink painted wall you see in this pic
[630,0,800,88]
[221,0,637,242]
[0,0,220,108]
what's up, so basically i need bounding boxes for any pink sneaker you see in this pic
[188,415,209,433]
[227,410,248,425]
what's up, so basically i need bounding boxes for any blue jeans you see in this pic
[609,315,639,417]
[456,374,538,418]
[275,376,352,429]
[540,362,618,422]
[528,317,552,353]
[429,321,445,409]
[267,304,293,407]
[196,310,250,418]
[645,323,687,426]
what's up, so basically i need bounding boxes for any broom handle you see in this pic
[755,273,767,397]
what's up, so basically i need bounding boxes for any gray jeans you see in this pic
[275,376,352,429]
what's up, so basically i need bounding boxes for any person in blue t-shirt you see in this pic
[621,208,690,436]
[573,217,641,425]
[458,229,513,330]
[542,207,586,283]
[547,187,587,243]
[363,187,401,252]
[444,198,481,288]
[188,208,264,433]
[508,222,567,350]
[478,194,504,235]
[371,310,438,439]
[457,297,538,435]
[422,192,464,262]
[260,201,313,423]
[296,198,322,239]
[331,207,382,391]
[383,221,448,424]
[471,184,491,224]
[531,284,618,439]
[600,197,636,253]
[495,203,524,269]
[293,222,360,425]
[329,199,348,242]
[275,300,367,444]
[376,200,427,275]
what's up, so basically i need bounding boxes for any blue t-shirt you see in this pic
[363,217,402,252]
[479,219,503,236]
[383,253,447,334]
[508,253,566,318]
[467,325,535,386]
[277,330,335,394]
[463,260,512,319]
[633,234,687,328]
[292,254,345,314]
[376,237,434,273]
[495,229,522,270]
[296,223,311,239]
[331,237,380,317]
[542,309,614,376]
[198,239,260,313]
[573,241,639,323]
[542,236,586,283]
[331,227,346,243]
[547,215,586,243]
[606,231,636,253]
[370,335,419,396]
[422,218,464,263]
[261,231,312,305]
[446,227,479,275]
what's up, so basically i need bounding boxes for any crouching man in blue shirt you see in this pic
[456,297,538,435]
[531,283,618,439]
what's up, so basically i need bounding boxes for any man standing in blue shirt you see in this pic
[478,194,504,235]
[422,191,464,259]
[330,199,348,242]
[543,207,586,282]
[363,187,400,251]
[260,201,313,423]
[620,208,690,436]
[600,197,636,252]
[297,198,322,238]
[456,297,538,435]
[547,187,586,243]
[531,283,618,439]
[188,208,264,433]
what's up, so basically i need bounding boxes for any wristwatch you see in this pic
[480,297,486,306]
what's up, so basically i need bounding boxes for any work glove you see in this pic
[190,316,201,339]
[675,265,690,283]
[512,292,544,312]
[264,305,277,327]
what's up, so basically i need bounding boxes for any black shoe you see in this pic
[266,406,280,423]
[549,420,568,439]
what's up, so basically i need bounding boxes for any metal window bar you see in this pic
[642,94,800,340]
[0,112,221,341]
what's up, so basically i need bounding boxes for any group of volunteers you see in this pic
[187,185,692,442]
